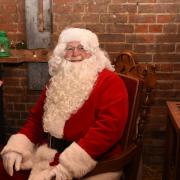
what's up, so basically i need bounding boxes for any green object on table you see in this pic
[0,31,11,57]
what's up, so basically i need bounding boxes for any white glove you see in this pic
[49,164,73,180]
[2,151,22,176]
[28,168,56,180]
[28,164,72,180]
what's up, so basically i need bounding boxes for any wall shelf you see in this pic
[0,49,52,63]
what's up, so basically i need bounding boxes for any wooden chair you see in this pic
[83,50,157,180]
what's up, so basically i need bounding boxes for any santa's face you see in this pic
[64,41,92,62]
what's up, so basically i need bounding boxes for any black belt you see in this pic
[48,134,72,152]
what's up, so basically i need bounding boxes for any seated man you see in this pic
[0,28,128,180]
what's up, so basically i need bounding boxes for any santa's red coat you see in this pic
[19,69,128,160]
[0,69,128,179]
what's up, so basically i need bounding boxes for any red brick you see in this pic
[155,44,175,53]
[98,34,125,42]
[53,0,77,4]
[53,4,73,13]
[156,34,180,42]
[54,14,82,24]
[129,15,156,23]
[139,4,178,13]
[103,43,132,52]
[79,0,111,3]
[3,69,27,78]
[135,25,148,33]
[69,23,86,29]
[4,87,26,95]
[176,44,180,52]
[157,0,178,2]
[154,54,180,62]
[157,15,176,23]
[14,104,26,111]
[87,4,107,13]
[106,24,134,33]
[157,81,173,90]
[111,0,127,3]
[173,81,180,89]
[149,25,162,33]
[6,112,21,119]
[160,64,173,72]
[4,95,22,103]
[108,4,137,13]
[73,4,85,13]
[19,78,28,86]
[86,24,106,33]
[173,64,180,71]
[0,23,18,32]
[1,4,17,13]
[157,72,180,80]
[176,14,180,23]
[163,24,177,33]
[82,14,100,23]
[100,14,127,23]
[128,0,156,2]
[136,54,153,62]
[134,44,175,53]
[126,35,154,43]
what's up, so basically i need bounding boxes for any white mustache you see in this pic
[65,56,83,62]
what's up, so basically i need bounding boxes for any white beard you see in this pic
[43,56,104,138]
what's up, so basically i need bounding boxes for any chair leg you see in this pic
[123,152,142,180]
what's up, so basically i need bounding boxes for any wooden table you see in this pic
[163,101,180,180]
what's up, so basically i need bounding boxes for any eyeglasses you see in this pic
[65,45,86,52]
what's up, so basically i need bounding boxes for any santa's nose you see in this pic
[72,48,80,56]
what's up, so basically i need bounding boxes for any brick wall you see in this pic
[0,0,41,139]
[0,0,180,166]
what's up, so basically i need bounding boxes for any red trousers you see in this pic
[0,160,30,180]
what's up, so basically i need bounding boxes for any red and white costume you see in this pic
[1,28,128,180]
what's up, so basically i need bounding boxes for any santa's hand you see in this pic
[28,169,56,180]
[49,164,73,180]
[2,151,22,176]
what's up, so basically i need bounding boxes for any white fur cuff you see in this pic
[33,144,57,163]
[59,142,97,178]
[1,134,34,157]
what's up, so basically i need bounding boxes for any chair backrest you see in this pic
[119,74,143,149]
[114,50,157,149]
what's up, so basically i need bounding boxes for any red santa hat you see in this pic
[58,27,99,53]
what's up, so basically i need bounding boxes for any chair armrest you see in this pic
[84,144,139,177]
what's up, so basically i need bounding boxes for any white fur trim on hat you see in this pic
[58,27,99,53]
[57,142,97,179]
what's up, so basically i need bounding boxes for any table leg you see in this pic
[162,117,175,180]
[175,134,180,180]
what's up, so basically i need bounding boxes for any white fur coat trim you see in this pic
[58,142,97,178]
[1,133,35,169]
[28,144,57,180]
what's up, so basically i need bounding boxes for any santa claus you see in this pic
[0,28,128,180]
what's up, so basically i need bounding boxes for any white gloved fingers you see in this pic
[50,165,73,180]
[6,154,16,176]
[15,154,22,171]
[29,169,55,180]
[2,154,9,174]
[2,152,22,176]
[47,170,56,180]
